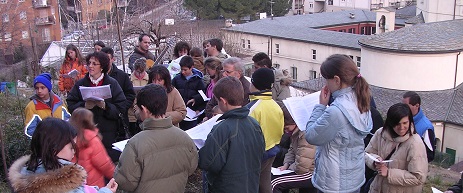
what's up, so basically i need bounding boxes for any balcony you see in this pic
[116,0,128,7]
[33,0,51,8]
[66,6,82,13]
[35,16,55,25]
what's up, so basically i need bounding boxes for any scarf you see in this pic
[89,74,104,85]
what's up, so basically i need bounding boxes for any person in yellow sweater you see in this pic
[24,73,71,137]
[246,68,284,193]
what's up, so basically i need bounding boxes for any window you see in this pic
[87,0,92,4]
[2,14,8,22]
[356,56,361,67]
[247,40,250,49]
[4,33,11,41]
[42,28,51,41]
[274,63,280,69]
[309,70,317,79]
[18,0,24,2]
[241,39,245,49]
[349,55,353,59]
[372,27,376,34]
[328,0,333,5]
[0,0,7,4]
[19,11,27,20]
[348,28,355,33]
[291,66,298,81]
[312,49,316,60]
[275,43,280,54]
[360,27,366,35]
[98,0,102,3]
[309,3,313,8]
[338,29,346,32]
[21,31,28,39]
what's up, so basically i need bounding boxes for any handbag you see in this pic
[362,146,398,193]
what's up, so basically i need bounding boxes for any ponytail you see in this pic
[354,76,370,113]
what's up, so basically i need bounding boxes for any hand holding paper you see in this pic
[79,85,112,101]
[366,152,393,163]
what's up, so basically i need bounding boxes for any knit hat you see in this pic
[276,101,296,125]
[33,73,52,92]
[251,68,274,90]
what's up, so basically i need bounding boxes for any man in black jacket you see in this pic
[101,47,136,138]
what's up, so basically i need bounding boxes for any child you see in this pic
[211,105,222,116]
[59,44,87,95]
[172,56,206,130]
[271,103,317,193]
[9,117,117,193]
[70,108,115,188]
[247,68,284,193]
[24,73,71,138]
[199,76,265,193]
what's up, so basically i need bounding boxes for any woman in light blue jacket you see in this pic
[306,54,373,193]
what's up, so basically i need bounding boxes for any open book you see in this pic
[79,85,112,101]
[198,90,210,101]
[184,107,204,121]
[112,139,128,152]
[61,69,79,78]
[282,91,320,131]
[185,114,222,149]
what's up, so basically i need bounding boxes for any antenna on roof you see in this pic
[269,0,275,20]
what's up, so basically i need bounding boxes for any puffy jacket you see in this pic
[172,68,206,110]
[66,74,127,162]
[284,129,316,174]
[9,155,112,193]
[247,91,284,151]
[165,87,187,126]
[365,128,428,193]
[24,93,71,137]
[72,129,115,188]
[114,117,198,193]
[59,58,87,92]
[199,107,265,193]
[413,108,436,162]
[305,87,372,193]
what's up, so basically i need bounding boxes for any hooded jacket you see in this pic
[305,87,372,193]
[284,129,316,174]
[365,128,428,193]
[9,155,112,193]
[24,93,71,138]
[114,117,198,193]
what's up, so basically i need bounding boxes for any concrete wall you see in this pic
[417,0,463,23]
[224,31,360,81]
[442,123,463,164]
[361,47,463,91]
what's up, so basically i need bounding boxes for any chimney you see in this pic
[349,13,355,19]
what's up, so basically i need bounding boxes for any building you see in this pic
[0,0,61,60]
[65,0,120,29]
[290,0,416,15]
[416,0,463,23]
[223,9,407,81]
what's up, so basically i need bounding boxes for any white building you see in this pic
[290,0,416,15]
[416,0,463,23]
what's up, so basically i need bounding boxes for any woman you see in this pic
[365,103,428,193]
[305,54,372,192]
[66,52,126,163]
[204,57,222,99]
[59,44,87,95]
[173,41,191,59]
[148,65,186,126]
[128,57,149,135]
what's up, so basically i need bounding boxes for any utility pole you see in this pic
[269,0,275,20]
[114,0,126,73]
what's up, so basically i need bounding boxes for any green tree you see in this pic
[265,0,292,17]
[184,0,265,22]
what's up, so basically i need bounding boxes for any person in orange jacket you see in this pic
[70,107,115,188]
[59,44,87,95]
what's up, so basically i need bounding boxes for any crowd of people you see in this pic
[12,35,462,193]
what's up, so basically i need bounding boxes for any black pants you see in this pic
[271,172,316,193]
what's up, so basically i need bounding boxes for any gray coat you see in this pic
[305,87,372,193]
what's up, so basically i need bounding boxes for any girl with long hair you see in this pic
[59,44,88,95]
[305,54,373,192]
[8,117,117,193]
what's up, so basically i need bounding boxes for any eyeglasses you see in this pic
[88,63,101,66]
[221,70,235,74]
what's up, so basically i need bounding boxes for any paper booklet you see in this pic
[79,85,112,101]
[198,90,211,101]
[431,187,443,193]
[365,152,393,163]
[271,167,293,176]
[184,107,205,121]
[185,114,222,149]
[62,69,79,78]
[112,139,128,152]
[282,91,320,131]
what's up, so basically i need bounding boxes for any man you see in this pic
[252,52,292,101]
[114,84,198,193]
[128,34,155,71]
[205,38,228,60]
[101,47,135,137]
[204,57,251,118]
[199,76,265,193]
[402,91,435,162]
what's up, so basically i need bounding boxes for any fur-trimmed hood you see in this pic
[9,155,87,193]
